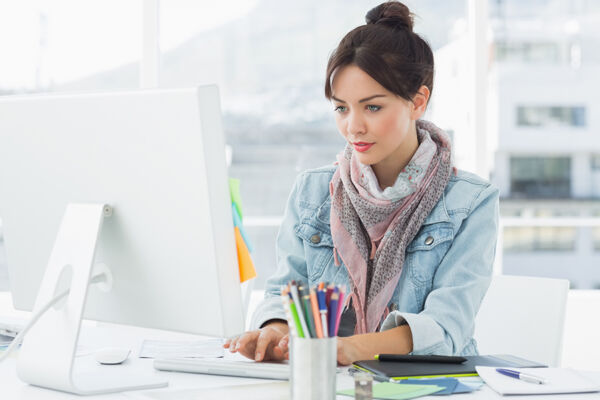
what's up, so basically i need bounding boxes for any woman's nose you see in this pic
[347,112,366,136]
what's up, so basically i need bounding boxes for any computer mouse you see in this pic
[95,347,131,365]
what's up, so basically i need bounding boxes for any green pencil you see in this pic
[302,292,317,338]
[288,297,305,338]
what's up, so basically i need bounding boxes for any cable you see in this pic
[0,273,106,362]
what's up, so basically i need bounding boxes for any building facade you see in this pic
[433,0,600,288]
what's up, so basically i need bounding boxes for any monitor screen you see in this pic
[0,86,245,338]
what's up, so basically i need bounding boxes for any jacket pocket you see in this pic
[294,222,334,281]
[406,223,454,285]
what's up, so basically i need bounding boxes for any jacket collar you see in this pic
[422,192,451,225]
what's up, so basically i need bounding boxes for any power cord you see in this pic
[0,272,106,362]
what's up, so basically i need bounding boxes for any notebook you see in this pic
[353,354,546,380]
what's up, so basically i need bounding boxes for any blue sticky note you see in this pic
[231,204,253,252]
[399,378,458,395]
[453,382,479,393]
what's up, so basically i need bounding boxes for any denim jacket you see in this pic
[250,164,499,356]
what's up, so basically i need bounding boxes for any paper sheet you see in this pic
[476,366,600,395]
[139,339,224,359]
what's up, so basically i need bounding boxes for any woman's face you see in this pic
[331,65,424,167]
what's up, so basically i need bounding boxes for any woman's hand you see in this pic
[223,321,290,362]
[336,325,414,365]
[337,336,360,365]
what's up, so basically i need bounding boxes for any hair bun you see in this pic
[366,1,414,32]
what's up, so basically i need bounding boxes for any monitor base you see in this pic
[16,203,167,395]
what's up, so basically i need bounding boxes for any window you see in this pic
[517,106,586,128]
[157,1,469,289]
[594,228,600,251]
[495,42,562,64]
[510,157,571,198]
[504,226,576,252]
[0,2,141,94]
[591,155,600,171]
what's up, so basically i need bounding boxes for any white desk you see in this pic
[2,293,600,400]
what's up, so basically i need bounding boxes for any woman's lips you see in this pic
[353,142,374,152]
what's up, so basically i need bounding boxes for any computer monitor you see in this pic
[0,86,245,394]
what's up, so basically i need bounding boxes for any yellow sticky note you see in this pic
[235,227,256,283]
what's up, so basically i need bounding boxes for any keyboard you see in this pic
[153,358,289,380]
[0,317,25,338]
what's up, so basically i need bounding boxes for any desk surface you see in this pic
[2,292,600,400]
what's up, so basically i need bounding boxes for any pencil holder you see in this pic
[290,336,337,400]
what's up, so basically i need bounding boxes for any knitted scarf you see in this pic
[329,120,453,334]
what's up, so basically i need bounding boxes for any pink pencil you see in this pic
[334,286,345,336]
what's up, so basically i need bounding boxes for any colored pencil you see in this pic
[289,281,310,338]
[287,294,305,338]
[309,288,324,338]
[299,285,316,338]
[280,286,298,338]
[334,285,346,336]
[317,288,329,337]
[328,290,339,337]
[326,284,334,307]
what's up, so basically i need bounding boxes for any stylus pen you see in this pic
[375,354,467,363]
[317,288,329,337]
[289,281,311,338]
[496,368,547,384]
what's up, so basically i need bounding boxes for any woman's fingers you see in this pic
[278,334,289,351]
[271,344,287,360]
[224,325,289,362]
[238,330,266,359]
[336,336,358,365]
[223,337,234,349]
[254,328,280,361]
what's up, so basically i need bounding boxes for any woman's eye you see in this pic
[367,105,381,112]
[334,105,348,113]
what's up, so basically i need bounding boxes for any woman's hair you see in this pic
[324,1,434,103]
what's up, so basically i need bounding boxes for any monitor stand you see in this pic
[16,203,168,395]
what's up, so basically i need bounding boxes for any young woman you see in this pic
[224,1,499,365]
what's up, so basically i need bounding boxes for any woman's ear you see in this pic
[410,85,430,120]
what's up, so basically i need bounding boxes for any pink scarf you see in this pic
[329,120,453,334]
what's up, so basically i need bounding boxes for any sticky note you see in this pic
[235,227,256,283]
[232,204,253,252]
[399,378,458,395]
[229,178,243,220]
[338,382,443,399]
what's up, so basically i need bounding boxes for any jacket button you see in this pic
[310,234,321,244]
[425,236,434,245]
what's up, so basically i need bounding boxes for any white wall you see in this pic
[562,291,600,369]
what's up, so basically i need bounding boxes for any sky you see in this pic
[0,0,258,89]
